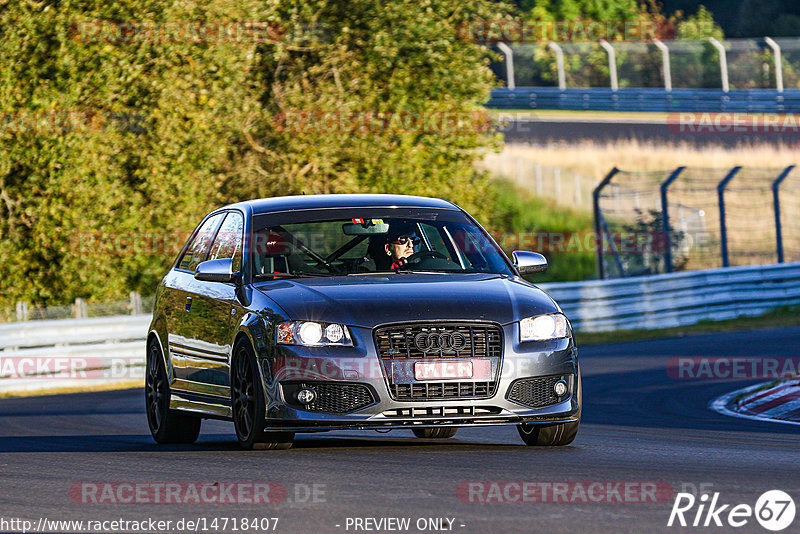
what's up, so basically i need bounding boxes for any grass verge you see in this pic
[499,140,800,181]
[486,179,596,282]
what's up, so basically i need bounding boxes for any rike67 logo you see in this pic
[668,490,796,531]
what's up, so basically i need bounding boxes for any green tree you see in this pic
[0,0,507,308]
[675,5,723,39]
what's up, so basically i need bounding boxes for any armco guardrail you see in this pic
[540,261,800,332]
[0,315,149,394]
[2,262,799,393]
[487,87,800,113]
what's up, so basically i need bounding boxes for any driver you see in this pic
[384,224,420,270]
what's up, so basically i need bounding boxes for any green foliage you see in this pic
[675,5,723,39]
[660,0,800,38]
[518,0,640,21]
[484,180,596,282]
[0,0,509,307]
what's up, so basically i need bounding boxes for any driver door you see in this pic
[170,211,244,400]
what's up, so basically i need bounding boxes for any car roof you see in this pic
[223,194,460,215]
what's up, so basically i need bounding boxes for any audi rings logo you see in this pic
[414,332,467,353]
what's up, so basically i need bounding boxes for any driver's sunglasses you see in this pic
[391,235,420,246]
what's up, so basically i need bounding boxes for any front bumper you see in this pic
[261,323,580,433]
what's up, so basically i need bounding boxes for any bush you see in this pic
[0,0,508,307]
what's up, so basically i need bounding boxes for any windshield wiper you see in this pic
[393,269,448,274]
[254,272,332,279]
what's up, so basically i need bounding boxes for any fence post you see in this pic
[496,42,515,90]
[130,291,143,315]
[708,38,729,92]
[718,166,742,268]
[73,298,88,319]
[16,301,29,322]
[548,42,566,90]
[554,167,561,197]
[764,37,784,92]
[653,39,672,91]
[535,163,543,195]
[594,167,620,279]
[599,40,619,91]
[772,165,795,263]
[660,166,686,273]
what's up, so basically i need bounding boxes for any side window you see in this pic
[208,212,244,271]
[178,213,225,272]
[420,223,449,254]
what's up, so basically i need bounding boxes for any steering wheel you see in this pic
[404,250,450,263]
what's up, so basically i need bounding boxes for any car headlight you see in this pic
[519,313,569,342]
[276,321,353,346]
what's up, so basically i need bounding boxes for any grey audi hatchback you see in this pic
[146,194,581,449]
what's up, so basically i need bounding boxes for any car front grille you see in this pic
[391,381,494,400]
[374,322,503,401]
[506,375,569,408]
[281,382,376,414]
[374,322,502,360]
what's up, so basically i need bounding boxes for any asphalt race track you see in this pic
[1,327,799,534]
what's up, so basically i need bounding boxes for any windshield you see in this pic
[251,208,513,278]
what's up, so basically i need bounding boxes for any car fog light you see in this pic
[554,380,568,397]
[296,388,317,405]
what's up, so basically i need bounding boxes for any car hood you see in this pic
[253,273,559,329]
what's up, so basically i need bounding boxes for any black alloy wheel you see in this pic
[145,338,201,444]
[231,342,294,450]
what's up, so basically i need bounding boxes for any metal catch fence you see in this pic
[1,292,154,323]
[594,165,800,279]
[482,152,596,209]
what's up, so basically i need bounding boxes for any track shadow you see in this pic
[0,432,538,453]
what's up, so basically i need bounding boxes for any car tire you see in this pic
[517,420,579,446]
[145,338,201,444]
[231,341,294,450]
[412,428,458,439]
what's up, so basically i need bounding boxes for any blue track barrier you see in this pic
[487,87,800,113]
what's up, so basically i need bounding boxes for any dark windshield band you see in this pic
[252,207,460,228]
[249,208,513,278]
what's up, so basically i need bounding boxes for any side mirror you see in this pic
[195,258,239,283]
[512,251,548,275]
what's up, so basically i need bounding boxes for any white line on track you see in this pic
[709,383,800,427]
